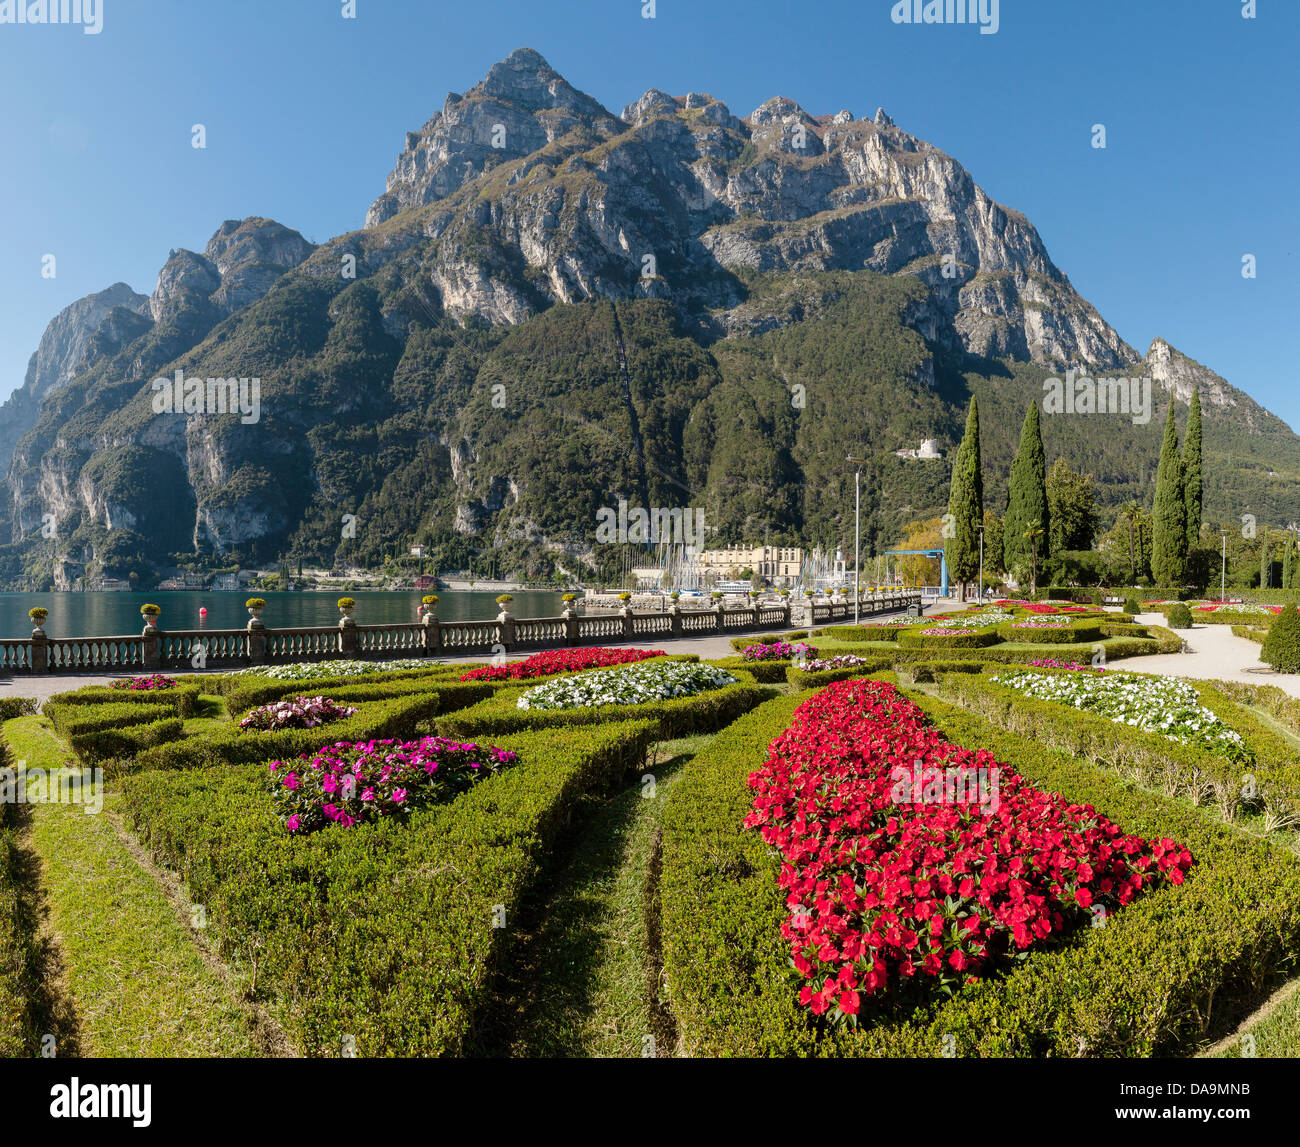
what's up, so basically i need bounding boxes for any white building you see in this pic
[896,438,942,460]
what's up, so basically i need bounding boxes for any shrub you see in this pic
[336,597,356,609]
[1262,606,1300,673]
[245,598,266,610]
[1167,603,1194,630]
[1123,597,1141,615]
[897,629,1001,650]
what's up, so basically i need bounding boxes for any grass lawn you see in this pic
[469,733,714,1057]
[3,715,265,1057]
[1205,976,1300,1058]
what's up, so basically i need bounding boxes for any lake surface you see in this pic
[0,590,565,640]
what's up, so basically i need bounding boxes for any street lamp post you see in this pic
[1221,529,1228,603]
[847,456,867,625]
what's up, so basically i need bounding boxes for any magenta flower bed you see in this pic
[742,641,818,661]
[272,736,519,833]
[110,673,178,691]
[1027,658,1102,672]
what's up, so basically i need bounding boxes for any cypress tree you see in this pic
[944,397,983,600]
[1261,539,1272,589]
[1003,401,1050,588]
[1151,402,1187,586]
[1184,389,1203,545]
[1283,536,1294,590]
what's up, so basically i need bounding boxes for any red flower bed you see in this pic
[744,679,1192,1023]
[458,646,665,682]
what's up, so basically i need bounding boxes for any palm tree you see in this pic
[1024,519,1045,595]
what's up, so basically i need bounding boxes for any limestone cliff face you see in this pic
[366,52,1134,370]
[0,282,149,473]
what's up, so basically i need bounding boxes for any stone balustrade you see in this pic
[7,592,921,675]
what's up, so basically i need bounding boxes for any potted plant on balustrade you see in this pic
[418,594,438,619]
[561,592,578,613]
[337,597,356,624]
[495,594,514,619]
[245,598,266,628]
[141,603,161,629]
[28,607,48,635]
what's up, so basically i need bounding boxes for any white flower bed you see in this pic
[231,659,436,680]
[517,660,738,711]
[991,669,1252,761]
[924,609,1014,630]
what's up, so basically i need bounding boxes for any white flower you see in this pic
[517,661,738,711]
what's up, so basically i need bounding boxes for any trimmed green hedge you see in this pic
[122,720,656,1056]
[659,686,1300,1056]
[212,663,456,715]
[897,659,988,684]
[0,698,40,722]
[46,683,202,718]
[1231,624,1268,644]
[814,625,906,643]
[995,622,1102,645]
[896,629,1003,650]
[785,661,895,689]
[0,738,40,1057]
[69,717,185,765]
[938,672,1300,829]
[124,690,457,774]
[707,657,788,684]
[435,681,771,741]
[730,634,780,653]
[46,700,174,739]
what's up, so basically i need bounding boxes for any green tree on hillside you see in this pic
[1046,458,1097,553]
[1184,389,1203,540]
[1002,401,1049,588]
[944,397,983,601]
[1151,403,1187,586]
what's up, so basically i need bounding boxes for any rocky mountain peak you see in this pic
[1145,338,1237,409]
[365,48,621,228]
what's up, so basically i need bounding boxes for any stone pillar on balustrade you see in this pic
[713,598,726,634]
[619,605,635,641]
[497,606,517,652]
[422,610,442,655]
[338,613,359,657]
[31,624,48,674]
[142,619,160,670]
[562,601,580,645]
[247,608,268,664]
[669,602,683,638]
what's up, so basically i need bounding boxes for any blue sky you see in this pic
[1,0,1295,425]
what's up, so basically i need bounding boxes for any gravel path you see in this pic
[1117,612,1300,695]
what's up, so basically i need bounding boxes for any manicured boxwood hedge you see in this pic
[785,661,894,689]
[212,663,457,715]
[1231,624,1268,644]
[939,672,1300,829]
[995,622,1103,645]
[0,698,40,722]
[121,719,656,1056]
[814,625,905,643]
[659,687,1300,1056]
[706,656,787,683]
[896,629,1002,650]
[46,700,174,740]
[435,681,771,741]
[897,659,988,684]
[0,739,40,1057]
[45,683,202,718]
[124,689,462,774]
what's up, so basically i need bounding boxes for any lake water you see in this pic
[1,590,565,640]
